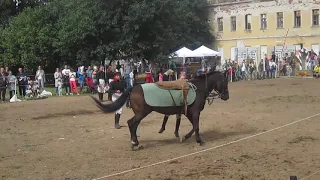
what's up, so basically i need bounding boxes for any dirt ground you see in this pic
[1,78,320,180]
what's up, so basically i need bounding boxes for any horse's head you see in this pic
[196,70,229,101]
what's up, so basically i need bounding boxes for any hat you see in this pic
[114,72,121,78]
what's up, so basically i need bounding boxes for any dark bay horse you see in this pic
[91,70,229,150]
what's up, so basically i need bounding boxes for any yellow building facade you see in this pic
[209,0,320,63]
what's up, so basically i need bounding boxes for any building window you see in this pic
[217,17,223,32]
[294,10,301,27]
[277,12,283,28]
[312,9,319,26]
[231,16,236,31]
[245,14,252,30]
[260,14,267,29]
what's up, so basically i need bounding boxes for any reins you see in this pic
[192,72,222,106]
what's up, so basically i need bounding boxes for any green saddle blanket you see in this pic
[141,83,196,107]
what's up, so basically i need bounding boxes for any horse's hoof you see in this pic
[158,128,165,133]
[199,141,205,146]
[180,136,186,143]
[174,132,179,138]
[131,144,135,151]
[131,144,143,151]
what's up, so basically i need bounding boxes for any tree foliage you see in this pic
[0,0,214,71]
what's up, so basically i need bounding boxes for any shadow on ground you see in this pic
[140,128,257,149]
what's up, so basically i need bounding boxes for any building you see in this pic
[208,0,320,65]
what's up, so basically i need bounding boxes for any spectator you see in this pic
[54,68,63,95]
[77,67,85,93]
[96,66,106,101]
[269,60,277,78]
[5,67,9,76]
[92,66,98,85]
[116,61,121,72]
[313,61,320,78]
[6,71,17,99]
[62,65,70,95]
[16,68,27,97]
[86,66,93,78]
[158,71,163,82]
[69,69,79,95]
[0,67,7,103]
[106,66,114,101]
[35,66,46,91]
[124,60,132,89]
[120,64,124,78]
[241,60,246,80]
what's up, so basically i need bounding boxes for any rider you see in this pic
[109,72,125,129]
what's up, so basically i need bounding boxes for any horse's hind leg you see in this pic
[158,115,169,133]
[127,116,141,150]
[174,114,181,138]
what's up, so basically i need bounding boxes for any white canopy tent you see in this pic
[185,45,221,57]
[169,47,192,64]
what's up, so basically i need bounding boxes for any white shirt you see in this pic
[269,61,276,67]
[37,71,42,80]
[129,72,134,87]
[62,69,70,76]
[241,63,246,71]
[69,72,76,81]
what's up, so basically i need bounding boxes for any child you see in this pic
[158,72,163,82]
[26,79,33,98]
[69,69,79,95]
[57,80,63,96]
[32,81,40,98]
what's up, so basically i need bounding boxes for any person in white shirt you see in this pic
[62,65,71,95]
[269,60,277,78]
[241,60,246,80]
[35,66,45,91]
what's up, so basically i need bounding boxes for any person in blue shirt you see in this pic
[77,67,85,93]
[86,66,93,78]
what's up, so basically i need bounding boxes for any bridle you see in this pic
[193,72,224,106]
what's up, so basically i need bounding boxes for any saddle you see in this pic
[156,79,190,114]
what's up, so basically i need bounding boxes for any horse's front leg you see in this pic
[174,114,181,138]
[158,115,169,133]
[192,112,205,146]
[180,114,194,142]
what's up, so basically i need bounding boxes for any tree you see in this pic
[0,0,46,27]
[0,0,214,70]
[121,0,213,61]
[0,5,59,70]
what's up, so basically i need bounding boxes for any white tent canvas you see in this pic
[185,45,221,57]
[170,47,192,58]
[170,47,192,64]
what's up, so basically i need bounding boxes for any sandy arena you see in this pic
[1,78,320,180]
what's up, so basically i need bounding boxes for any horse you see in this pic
[91,70,229,150]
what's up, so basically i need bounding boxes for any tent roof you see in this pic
[170,47,192,58]
[185,45,221,57]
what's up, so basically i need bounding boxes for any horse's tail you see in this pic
[91,87,133,113]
